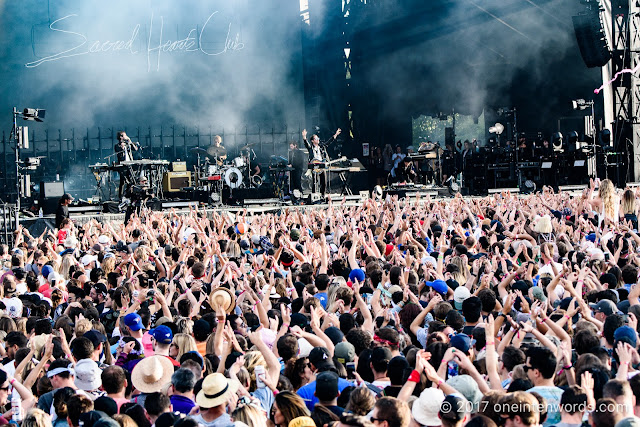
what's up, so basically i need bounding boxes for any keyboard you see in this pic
[407,153,437,160]
[118,160,170,166]
[327,167,366,173]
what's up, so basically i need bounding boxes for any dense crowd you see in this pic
[1,178,640,427]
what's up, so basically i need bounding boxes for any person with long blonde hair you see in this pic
[169,333,198,362]
[591,178,619,226]
[243,351,267,392]
[232,400,268,427]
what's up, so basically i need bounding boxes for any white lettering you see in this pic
[26,11,242,71]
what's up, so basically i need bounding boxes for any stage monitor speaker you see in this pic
[572,12,611,68]
[39,181,65,215]
[41,181,65,198]
[162,172,191,192]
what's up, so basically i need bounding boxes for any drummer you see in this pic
[207,135,227,165]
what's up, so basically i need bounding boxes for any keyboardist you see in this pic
[115,131,139,198]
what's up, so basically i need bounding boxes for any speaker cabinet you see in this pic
[39,182,65,215]
[162,172,191,193]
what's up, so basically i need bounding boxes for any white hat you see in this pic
[81,254,98,267]
[412,387,445,426]
[131,356,174,394]
[64,237,78,249]
[422,256,437,269]
[454,287,471,310]
[4,297,23,319]
[297,337,314,358]
[98,235,110,245]
[74,359,102,391]
[195,373,239,409]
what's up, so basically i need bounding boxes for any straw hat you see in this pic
[209,287,236,314]
[195,373,240,409]
[131,356,174,393]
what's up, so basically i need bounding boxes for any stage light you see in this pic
[572,98,594,111]
[523,179,536,194]
[489,123,504,135]
[373,185,383,199]
[552,132,563,151]
[22,108,46,122]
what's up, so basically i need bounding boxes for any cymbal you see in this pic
[191,147,208,155]
[239,142,257,150]
[207,146,224,157]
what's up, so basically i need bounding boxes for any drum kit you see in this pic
[191,143,261,194]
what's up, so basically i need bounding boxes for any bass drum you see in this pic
[224,167,243,189]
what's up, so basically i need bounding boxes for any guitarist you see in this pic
[302,128,341,194]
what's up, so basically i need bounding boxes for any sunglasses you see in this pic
[0,386,9,391]
[370,417,387,424]
[523,365,534,373]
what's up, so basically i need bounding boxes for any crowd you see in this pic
[0,178,640,426]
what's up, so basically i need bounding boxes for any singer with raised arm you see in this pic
[114,131,139,162]
[114,131,139,198]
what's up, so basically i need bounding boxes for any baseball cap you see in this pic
[589,299,618,316]
[426,279,448,296]
[334,342,356,364]
[530,287,547,302]
[83,330,107,348]
[124,313,143,331]
[324,327,344,345]
[453,287,470,310]
[439,395,468,422]
[93,283,107,297]
[150,325,173,344]
[315,371,339,402]
[81,254,98,266]
[614,325,638,348]
[349,268,366,283]
[309,347,333,371]
[450,334,471,354]
[371,346,393,364]
[62,193,74,201]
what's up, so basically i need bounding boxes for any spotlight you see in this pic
[373,185,383,199]
[22,108,46,122]
[489,123,505,135]
[571,99,593,111]
[292,189,302,199]
[552,132,564,151]
[445,176,460,195]
[522,179,536,194]
[568,131,579,151]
